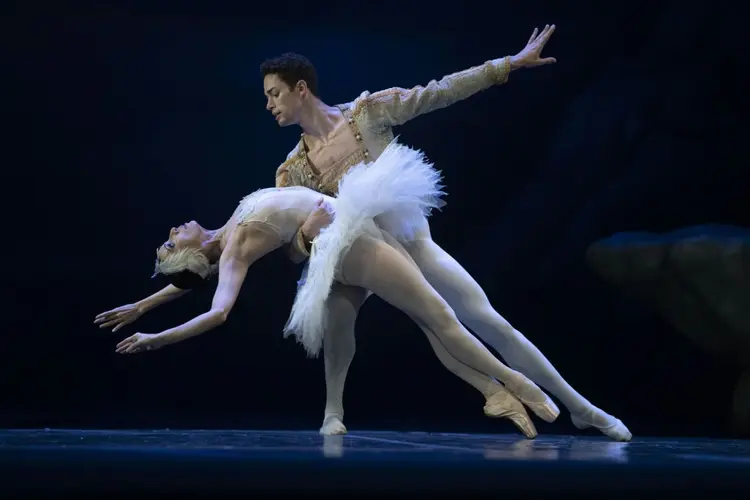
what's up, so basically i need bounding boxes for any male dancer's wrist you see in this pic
[507,55,521,72]
[301,229,314,252]
[295,228,313,255]
[488,56,513,85]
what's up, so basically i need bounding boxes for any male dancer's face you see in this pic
[263,73,303,127]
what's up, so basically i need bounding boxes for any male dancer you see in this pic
[262,25,632,441]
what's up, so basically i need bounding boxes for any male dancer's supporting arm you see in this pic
[275,167,328,264]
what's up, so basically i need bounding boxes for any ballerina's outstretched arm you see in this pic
[116,223,282,354]
[95,285,190,333]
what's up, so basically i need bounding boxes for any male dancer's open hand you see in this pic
[510,24,557,69]
[95,303,143,332]
[300,198,335,241]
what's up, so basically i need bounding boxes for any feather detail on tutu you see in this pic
[283,137,446,357]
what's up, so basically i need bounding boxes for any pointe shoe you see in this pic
[319,415,348,436]
[571,412,632,442]
[484,386,538,439]
[503,374,560,423]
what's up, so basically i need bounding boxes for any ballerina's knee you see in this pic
[417,300,463,341]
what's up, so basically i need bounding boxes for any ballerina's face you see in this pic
[156,220,203,261]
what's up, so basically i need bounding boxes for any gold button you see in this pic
[355,134,362,141]
[348,118,354,124]
[364,151,369,157]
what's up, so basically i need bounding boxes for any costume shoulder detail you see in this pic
[276,139,306,187]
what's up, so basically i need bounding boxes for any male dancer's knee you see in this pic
[461,301,514,337]
[322,285,362,366]
[323,314,356,367]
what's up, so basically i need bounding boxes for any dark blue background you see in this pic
[4,1,747,438]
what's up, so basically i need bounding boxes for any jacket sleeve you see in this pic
[361,57,511,127]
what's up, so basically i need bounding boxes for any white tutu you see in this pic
[283,138,446,357]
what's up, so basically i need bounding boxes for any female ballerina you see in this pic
[104,141,560,437]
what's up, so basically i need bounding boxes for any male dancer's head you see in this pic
[260,52,320,127]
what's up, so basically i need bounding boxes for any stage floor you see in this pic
[2,429,749,495]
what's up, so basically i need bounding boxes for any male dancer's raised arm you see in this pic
[360,25,556,127]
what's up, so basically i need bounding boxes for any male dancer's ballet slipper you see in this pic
[570,412,632,442]
[503,374,560,423]
[319,415,348,436]
[483,386,538,439]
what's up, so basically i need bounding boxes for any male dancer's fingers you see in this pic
[320,200,334,214]
[539,25,555,45]
[528,27,538,45]
[531,26,545,46]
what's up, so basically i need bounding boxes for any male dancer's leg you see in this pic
[402,225,631,441]
[319,283,365,436]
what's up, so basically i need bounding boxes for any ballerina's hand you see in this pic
[95,303,143,332]
[116,333,162,355]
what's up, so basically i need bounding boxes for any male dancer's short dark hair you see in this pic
[260,52,319,97]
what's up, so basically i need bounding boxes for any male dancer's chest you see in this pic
[305,121,361,177]
[294,106,372,196]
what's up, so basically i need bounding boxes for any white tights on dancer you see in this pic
[321,228,631,441]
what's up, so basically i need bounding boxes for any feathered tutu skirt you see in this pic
[283,138,446,357]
